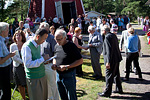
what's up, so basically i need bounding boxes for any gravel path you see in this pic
[98,25,150,100]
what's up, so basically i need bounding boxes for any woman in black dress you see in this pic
[72,27,88,77]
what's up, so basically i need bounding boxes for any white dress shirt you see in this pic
[21,40,44,68]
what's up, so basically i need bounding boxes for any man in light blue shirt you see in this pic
[124,28,143,81]
[0,22,16,100]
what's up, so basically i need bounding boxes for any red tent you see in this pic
[28,0,85,24]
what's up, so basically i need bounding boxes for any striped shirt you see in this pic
[111,24,118,34]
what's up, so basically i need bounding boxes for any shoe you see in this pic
[136,78,143,81]
[76,74,83,77]
[98,92,110,97]
[123,78,129,81]
[135,70,138,75]
[112,90,123,94]
[91,74,97,78]
[124,70,133,73]
[95,76,103,80]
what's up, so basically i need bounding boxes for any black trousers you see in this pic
[125,52,142,79]
[76,64,83,75]
[0,65,11,100]
[104,62,122,95]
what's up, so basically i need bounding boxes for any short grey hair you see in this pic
[0,22,9,34]
[88,26,95,32]
[103,25,110,32]
[55,29,67,38]
[39,22,49,29]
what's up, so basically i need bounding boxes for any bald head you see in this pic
[39,22,49,32]
[126,23,132,30]
[103,25,110,32]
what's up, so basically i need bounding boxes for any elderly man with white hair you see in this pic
[40,22,60,100]
[88,25,103,80]
[0,22,16,100]
[51,29,83,100]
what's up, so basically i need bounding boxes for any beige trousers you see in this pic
[45,63,59,100]
[26,75,48,100]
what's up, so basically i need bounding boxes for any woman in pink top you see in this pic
[67,25,74,41]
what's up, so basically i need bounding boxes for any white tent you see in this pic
[86,11,105,19]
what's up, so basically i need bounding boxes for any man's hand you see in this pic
[43,54,49,61]
[88,44,93,47]
[58,65,69,72]
[83,46,88,50]
[120,48,122,51]
[51,64,58,70]
[106,63,110,69]
[9,51,16,57]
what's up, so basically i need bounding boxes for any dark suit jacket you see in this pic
[103,32,122,65]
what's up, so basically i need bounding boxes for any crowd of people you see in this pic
[137,16,150,44]
[0,13,144,100]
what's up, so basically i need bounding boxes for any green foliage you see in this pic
[120,0,150,21]
[0,0,29,23]
[83,0,150,21]
[121,1,141,21]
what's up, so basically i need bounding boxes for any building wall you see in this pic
[45,0,56,18]
[28,0,42,18]
[28,0,84,20]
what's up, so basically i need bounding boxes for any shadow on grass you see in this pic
[110,92,150,100]
[77,71,105,82]
[121,77,150,84]
[11,83,19,92]
[83,62,92,66]
[97,92,150,100]
[83,62,104,66]
[76,89,88,97]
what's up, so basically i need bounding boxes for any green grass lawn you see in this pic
[11,51,106,100]
[76,51,106,100]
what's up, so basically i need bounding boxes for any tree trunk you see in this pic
[21,0,23,21]
[1,0,4,21]
[101,0,104,13]
[93,0,95,10]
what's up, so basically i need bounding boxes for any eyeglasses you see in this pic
[55,37,63,41]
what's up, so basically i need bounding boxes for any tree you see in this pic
[121,0,150,21]
[0,0,29,23]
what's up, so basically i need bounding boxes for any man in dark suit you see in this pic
[98,25,123,97]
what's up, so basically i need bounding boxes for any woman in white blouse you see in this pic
[10,30,27,100]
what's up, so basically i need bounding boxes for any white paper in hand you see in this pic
[44,55,57,63]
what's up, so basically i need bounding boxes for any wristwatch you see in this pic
[65,66,68,71]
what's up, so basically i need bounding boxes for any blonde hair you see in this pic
[49,26,55,31]
[74,27,81,33]
[128,27,134,34]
